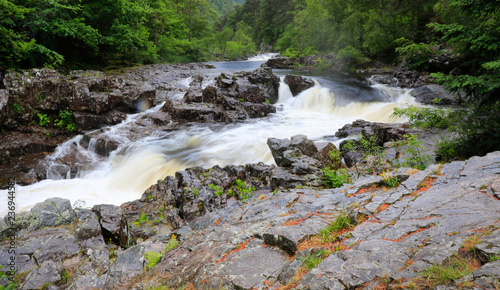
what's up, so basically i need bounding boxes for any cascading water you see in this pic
[1,60,420,215]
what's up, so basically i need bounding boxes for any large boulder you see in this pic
[411,85,460,105]
[73,110,127,130]
[248,67,280,104]
[284,75,315,96]
[262,57,299,69]
[93,204,129,247]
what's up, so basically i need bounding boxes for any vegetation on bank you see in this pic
[1,0,499,160]
[0,0,257,70]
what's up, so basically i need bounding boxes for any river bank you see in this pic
[2,57,497,289]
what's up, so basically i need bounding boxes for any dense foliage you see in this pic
[0,0,257,70]
[1,0,499,160]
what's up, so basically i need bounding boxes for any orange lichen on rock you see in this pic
[383,225,435,243]
[374,203,390,214]
[413,177,437,195]
[215,237,255,264]
[282,214,313,226]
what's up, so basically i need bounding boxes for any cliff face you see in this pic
[2,135,499,289]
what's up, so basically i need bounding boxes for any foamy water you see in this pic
[1,71,419,215]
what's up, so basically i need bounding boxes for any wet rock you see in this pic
[369,123,412,146]
[267,135,318,168]
[370,70,432,88]
[315,142,344,170]
[20,261,63,290]
[270,167,322,190]
[411,84,460,105]
[248,67,280,104]
[428,52,463,74]
[262,57,299,69]
[80,134,120,157]
[162,99,227,123]
[184,86,204,103]
[106,244,145,286]
[121,82,155,112]
[93,204,129,247]
[73,110,127,130]
[335,119,378,138]
[267,137,291,167]
[240,102,276,118]
[18,198,77,231]
[284,75,315,96]
[74,208,103,241]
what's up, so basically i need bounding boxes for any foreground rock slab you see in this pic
[2,144,500,289]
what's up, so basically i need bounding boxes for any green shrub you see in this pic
[0,265,17,289]
[344,135,386,176]
[164,234,179,252]
[37,113,50,126]
[337,46,369,69]
[395,38,440,71]
[394,134,433,170]
[9,102,24,114]
[420,255,476,287]
[319,211,355,243]
[145,251,162,270]
[321,167,350,188]
[133,212,148,227]
[208,184,223,197]
[235,179,254,201]
[436,102,500,162]
[380,169,400,188]
[54,110,76,132]
[392,105,454,129]
[302,250,330,270]
[313,57,333,70]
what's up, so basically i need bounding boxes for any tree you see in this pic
[430,0,500,159]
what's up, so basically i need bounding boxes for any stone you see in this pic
[20,261,63,290]
[73,110,127,130]
[336,119,377,138]
[263,225,316,254]
[315,142,344,170]
[221,247,289,289]
[262,57,299,70]
[0,89,8,126]
[106,244,145,285]
[26,198,76,231]
[93,204,129,247]
[284,75,315,96]
[267,137,292,167]
[411,85,459,106]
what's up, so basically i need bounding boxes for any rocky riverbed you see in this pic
[1,62,498,289]
[1,131,499,289]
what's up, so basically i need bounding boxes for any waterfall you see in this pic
[1,72,418,215]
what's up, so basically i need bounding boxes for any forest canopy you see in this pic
[0,0,257,69]
[0,0,499,82]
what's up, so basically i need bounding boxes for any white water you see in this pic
[1,71,419,215]
[247,53,279,62]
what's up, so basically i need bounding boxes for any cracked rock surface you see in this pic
[1,143,500,289]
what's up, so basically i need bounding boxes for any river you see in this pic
[1,55,419,215]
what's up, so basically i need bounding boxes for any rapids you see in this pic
[1,56,421,215]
